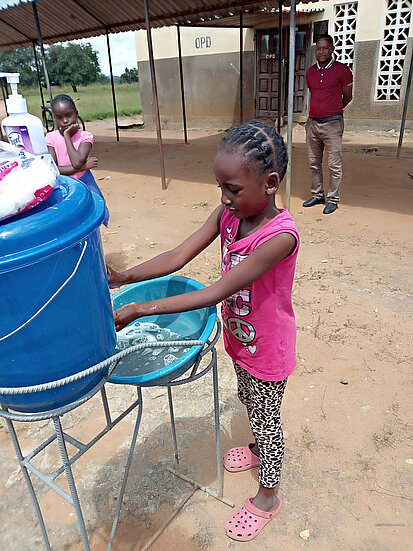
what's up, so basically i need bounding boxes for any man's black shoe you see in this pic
[323,202,338,214]
[302,197,325,207]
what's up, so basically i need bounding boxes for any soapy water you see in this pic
[113,321,193,378]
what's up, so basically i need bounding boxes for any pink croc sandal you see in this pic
[223,444,260,472]
[225,496,282,541]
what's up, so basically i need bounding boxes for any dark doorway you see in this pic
[255,24,311,120]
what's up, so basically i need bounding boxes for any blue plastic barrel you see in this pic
[0,176,116,412]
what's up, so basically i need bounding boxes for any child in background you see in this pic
[108,120,300,542]
[46,94,109,226]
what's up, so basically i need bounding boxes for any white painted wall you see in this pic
[356,0,384,42]
[135,26,254,62]
[298,0,413,40]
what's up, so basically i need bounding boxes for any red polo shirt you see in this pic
[306,60,353,119]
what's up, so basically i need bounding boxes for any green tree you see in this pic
[119,67,139,84]
[0,47,38,87]
[47,42,103,92]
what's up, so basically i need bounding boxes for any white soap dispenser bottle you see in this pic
[1,72,48,155]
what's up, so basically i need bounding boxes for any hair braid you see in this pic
[219,120,288,180]
[51,94,77,112]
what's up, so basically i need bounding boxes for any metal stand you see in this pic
[1,379,141,551]
[0,321,231,551]
[106,320,233,551]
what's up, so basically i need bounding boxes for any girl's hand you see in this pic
[84,156,98,170]
[64,123,79,138]
[114,302,152,331]
[107,265,129,288]
[114,303,140,331]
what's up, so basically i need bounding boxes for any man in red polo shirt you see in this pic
[303,34,353,214]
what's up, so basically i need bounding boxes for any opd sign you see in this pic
[195,36,211,48]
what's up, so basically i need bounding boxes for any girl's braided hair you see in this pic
[218,119,288,180]
[51,94,77,111]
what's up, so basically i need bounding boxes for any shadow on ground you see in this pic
[93,131,413,217]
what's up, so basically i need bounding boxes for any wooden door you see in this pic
[256,28,287,118]
[255,24,310,119]
[293,26,310,114]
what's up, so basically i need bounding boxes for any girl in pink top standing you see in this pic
[46,94,109,226]
[108,120,300,542]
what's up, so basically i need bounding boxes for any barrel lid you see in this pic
[0,176,105,273]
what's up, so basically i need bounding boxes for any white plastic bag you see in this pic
[0,140,59,222]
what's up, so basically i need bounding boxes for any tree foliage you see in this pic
[119,67,139,84]
[0,47,38,87]
[47,43,103,92]
[0,42,104,92]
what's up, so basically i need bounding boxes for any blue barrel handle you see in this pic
[0,240,88,342]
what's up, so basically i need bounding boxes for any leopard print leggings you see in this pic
[233,362,287,488]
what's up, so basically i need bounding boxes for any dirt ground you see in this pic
[0,118,412,551]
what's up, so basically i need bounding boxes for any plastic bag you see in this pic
[0,140,59,222]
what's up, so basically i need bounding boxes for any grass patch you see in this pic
[208,263,220,281]
[357,455,375,472]
[372,428,397,450]
[301,425,316,451]
[21,83,141,122]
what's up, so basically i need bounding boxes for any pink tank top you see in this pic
[220,209,300,381]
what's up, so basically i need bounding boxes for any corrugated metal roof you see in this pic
[194,6,324,27]
[0,0,316,49]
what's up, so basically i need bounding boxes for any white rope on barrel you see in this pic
[0,339,203,395]
[0,240,88,343]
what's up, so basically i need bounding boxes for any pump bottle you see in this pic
[0,72,48,155]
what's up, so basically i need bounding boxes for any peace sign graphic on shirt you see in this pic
[227,317,256,343]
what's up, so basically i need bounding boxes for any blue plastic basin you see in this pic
[109,276,216,386]
[0,177,116,412]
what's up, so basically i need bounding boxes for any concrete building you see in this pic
[135,0,413,130]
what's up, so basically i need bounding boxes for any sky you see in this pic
[71,30,138,77]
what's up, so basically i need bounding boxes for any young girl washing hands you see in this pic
[108,120,300,542]
[46,94,109,226]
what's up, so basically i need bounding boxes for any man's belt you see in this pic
[310,113,343,123]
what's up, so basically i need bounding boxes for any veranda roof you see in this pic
[0,0,316,49]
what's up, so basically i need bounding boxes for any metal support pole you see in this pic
[176,25,188,144]
[397,48,413,158]
[168,386,180,465]
[31,0,53,105]
[140,487,197,551]
[306,21,312,117]
[1,78,8,136]
[144,0,167,189]
[106,29,120,142]
[100,385,112,425]
[240,12,244,124]
[3,413,52,551]
[107,387,143,551]
[32,42,45,109]
[286,0,296,211]
[277,0,283,132]
[0,78,7,111]
[212,354,223,497]
[53,416,90,551]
